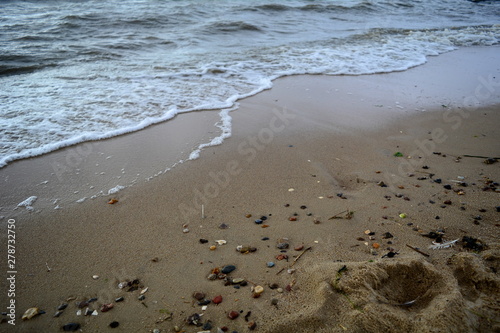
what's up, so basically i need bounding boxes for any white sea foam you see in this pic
[17,196,38,211]
[108,185,125,195]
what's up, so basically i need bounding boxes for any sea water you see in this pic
[1,0,499,169]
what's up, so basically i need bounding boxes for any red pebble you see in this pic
[212,295,223,304]
[289,217,297,221]
[228,311,239,319]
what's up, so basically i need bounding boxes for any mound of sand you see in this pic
[262,245,500,333]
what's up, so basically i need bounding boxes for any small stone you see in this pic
[152,329,160,333]
[277,242,289,249]
[377,181,387,187]
[183,228,190,233]
[109,321,119,328]
[198,299,211,306]
[364,230,371,235]
[300,205,307,209]
[496,206,500,212]
[294,245,304,251]
[212,295,223,304]
[277,288,283,293]
[100,303,113,312]
[248,321,257,330]
[372,243,380,249]
[57,303,68,311]
[245,214,252,218]
[200,239,209,244]
[262,237,269,241]
[62,323,81,331]
[54,311,63,318]
[232,278,245,284]
[219,223,229,229]
[289,216,297,221]
[138,295,145,301]
[92,275,99,280]
[267,262,275,267]
[228,311,239,320]
[222,265,236,274]
[271,299,279,306]
[434,178,442,184]
[443,184,452,190]
[203,321,213,330]
[193,292,206,300]
[382,232,393,239]
[254,285,264,294]
[115,296,124,302]
[444,200,452,205]
[22,307,40,320]
[209,245,217,251]
[399,213,407,218]
[84,308,93,316]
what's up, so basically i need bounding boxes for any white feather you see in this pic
[429,238,459,250]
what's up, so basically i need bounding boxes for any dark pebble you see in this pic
[434,178,442,183]
[233,285,240,289]
[435,216,440,219]
[254,219,263,224]
[261,237,269,241]
[62,323,81,332]
[429,200,435,204]
[496,206,500,212]
[440,205,447,208]
[88,298,98,303]
[417,177,427,180]
[138,295,145,301]
[54,311,63,318]
[269,283,279,289]
[277,242,289,249]
[109,321,119,328]
[203,321,213,330]
[422,165,429,169]
[248,321,257,330]
[474,215,482,220]
[198,299,211,306]
[382,232,393,239]
[261,216,268,220]
[76,301,88,309]
[219,223,229,229]
[284,204,290,207]
[368,232,375,236]
[115,296,124,302]
[300,205,307,209]
[199,239,209,244]
[479,208,487,212]
[460,206,466,211]
[473,220,480,225]
[222,265,236,274]
[239,280,248,287]
[444,200,452,205]
[57,303,68,311]
[443,184,452,190]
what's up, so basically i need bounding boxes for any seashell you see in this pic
[254,285,264,294]
[22,307,40,320]
[92,275,99,280]
[108,198,118,204]
[216,240,227,245]
[140,287,148,294]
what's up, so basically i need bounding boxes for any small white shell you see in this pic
[92,275,99,280]
[215,240,227,245]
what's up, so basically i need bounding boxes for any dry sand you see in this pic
[1,46,499,333]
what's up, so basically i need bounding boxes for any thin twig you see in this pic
[406,244,430,257]
[291,246,312,267]
[329,210,348,220]
[463,155,499,159]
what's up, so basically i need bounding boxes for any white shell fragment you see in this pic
[215,240,227,245]
[92,275,99,280]
[140,287,148,294]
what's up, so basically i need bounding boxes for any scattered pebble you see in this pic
[213,295,223,304]
[228,311,239,320]
[222,265,236,274]
[267,262,275,267]
[109,321,119,328]
[62,323,81,331]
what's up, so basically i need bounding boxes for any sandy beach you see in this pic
[1,46,499,333]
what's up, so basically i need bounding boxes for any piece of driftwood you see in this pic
[406,244,430,257]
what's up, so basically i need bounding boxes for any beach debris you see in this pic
[199,238,209,244]
[219,223,229,229]
[267,262,275,267]
[108,198,118,204]
[109,321,119,328]
[288,188,295,192]
[329,210,354,220]
[22,307,41,320]
[92,275,99,280]
[62,323,81,331]
[406,244,430,257]
[277,242,289,249]
[227,311,239,320]
[393,152,404,157]
[216,240,227,246]
[276,254,288,260]
[291,246,312,268]
[57,303,68,311]
[377,181,387,187]
[382,232,393,239]
[462,236,485,252]
[236,245,257,254]
[193,292,205,301]
[209,245,217,251]
[372,243,380,249]
[382,250,399,258]
[253,285,264,295]
[254,219,263,224]
[186,313,202,325]
[429,238,459,250]
[289,216,297,221]
[399,213,407,218]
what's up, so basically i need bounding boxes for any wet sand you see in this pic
[1,46,500,332]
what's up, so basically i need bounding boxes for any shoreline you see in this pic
[1,46,499,332]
